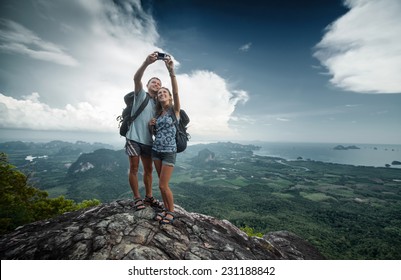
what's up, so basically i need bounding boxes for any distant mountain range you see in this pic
[0,140,114,155]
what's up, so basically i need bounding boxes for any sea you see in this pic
[248,142,401,169]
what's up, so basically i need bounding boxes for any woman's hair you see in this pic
[155,87,173,117]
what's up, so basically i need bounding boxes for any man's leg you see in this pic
[128,155,141,198]
[128,155,146,211]
[141,155,153,198]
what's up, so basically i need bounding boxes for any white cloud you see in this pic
[276,117,290,122]
[170,71,249,139]
[239,42,252,52]
[313,0,401,94]
[0,0,249,141]
[0,92,113,131]
[0,71,250,138]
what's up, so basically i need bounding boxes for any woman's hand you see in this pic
[149,118,156,126]
[164,56,174,75]
[148,118,156,135]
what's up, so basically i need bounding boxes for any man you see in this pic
[125,52,163,211]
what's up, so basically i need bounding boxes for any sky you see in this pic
[0,0,400,146]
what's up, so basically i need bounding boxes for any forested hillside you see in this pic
[0,153,100,235]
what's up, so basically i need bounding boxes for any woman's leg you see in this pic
[158,164,175,215]
[153,159,162,178]
[151,159,166,221]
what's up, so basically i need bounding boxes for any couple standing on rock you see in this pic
[124,52,181,226]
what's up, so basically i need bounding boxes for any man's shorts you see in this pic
[152,150,176,167]
[125,140,152,157]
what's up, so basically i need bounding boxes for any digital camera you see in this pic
[157,52,169,60]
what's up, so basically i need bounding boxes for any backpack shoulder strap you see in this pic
[169,107,180,126]
[131,94,150,122]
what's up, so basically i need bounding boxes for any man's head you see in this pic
[146,77,161,94]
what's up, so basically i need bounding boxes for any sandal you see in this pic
[160,211,176,225]
[153,210,166,222]
[133,198,145,211]
[144,196,163,210]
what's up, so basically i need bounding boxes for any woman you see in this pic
[149,55,180,225]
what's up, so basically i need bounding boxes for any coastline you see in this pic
[251,142,401,169]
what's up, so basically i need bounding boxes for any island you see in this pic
[333,145,360,150]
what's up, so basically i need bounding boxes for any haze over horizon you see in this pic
[1,0,401,145]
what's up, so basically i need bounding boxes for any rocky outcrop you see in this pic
[0,200,324,260]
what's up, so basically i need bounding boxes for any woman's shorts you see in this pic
[152,150,176,166]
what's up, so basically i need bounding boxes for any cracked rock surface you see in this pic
[0,200,325,260]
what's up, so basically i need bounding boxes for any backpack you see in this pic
[170,109,190,153]
[116,91,150,137]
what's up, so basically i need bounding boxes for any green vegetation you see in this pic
[0,153,100,235]
[1,141,401,260]
[241,225,263,238]
[169,149,401,260]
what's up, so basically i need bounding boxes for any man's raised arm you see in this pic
[134,52,158,94]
